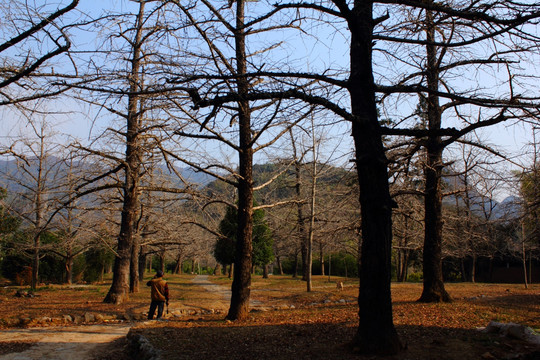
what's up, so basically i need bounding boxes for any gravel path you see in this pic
[0,324,131,360]
[191,274,263,307]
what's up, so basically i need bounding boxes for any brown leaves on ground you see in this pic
[131,277,539,360]
[1,275,539,359]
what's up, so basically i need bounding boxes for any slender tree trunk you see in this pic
[348,1,401,354]
[276,256,283,275]
[66,252,74,285]
[471,255,476,283]
[522,222,529,289]
[138,248,146,281]
[290,129,309,282]
[130,238,140,293]
[292,252,298,278]
[32,234,40,289]
[159,252,165,273]
[320,243,325,277]
[419,7,451,303]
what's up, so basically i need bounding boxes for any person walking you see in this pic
[146,270,169,320]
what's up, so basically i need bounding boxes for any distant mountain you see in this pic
[442,174,522,221]
[0,157,215,193]
[492,196,522,220]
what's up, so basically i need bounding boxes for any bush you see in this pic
[83,247,114,283]
[407,272,423,282]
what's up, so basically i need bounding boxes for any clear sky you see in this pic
[1,0,538,201]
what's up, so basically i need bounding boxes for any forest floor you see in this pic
[0,274,539,359]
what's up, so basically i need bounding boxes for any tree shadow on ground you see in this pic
[130,319,540,360]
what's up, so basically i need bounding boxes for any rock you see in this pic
[482,321,540,345]
[72,315,83,324]
[84,312,96,323]
[127,332,161,360]
[15,290,28,297]
[38,316,52,324]
[338,299,346,303]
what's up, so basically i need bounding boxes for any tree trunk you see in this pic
[129,238,140,293]
[66,253,73,285]
[138,249,146,281]
[292,252,298,278]
[104,237,131,304]
[276,256,283,275]
[159,252,166,273]
[174,253,183,274]
[348,1,401,354]
[418,7,450,303]
[263,265,269,278]
[226,0,254,321]
[103,0,145,305]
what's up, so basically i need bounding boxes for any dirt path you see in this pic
[0,323,131,360]
[191,274,263,307]
[0,275,243,359]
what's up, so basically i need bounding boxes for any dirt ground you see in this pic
[0,275,539,359]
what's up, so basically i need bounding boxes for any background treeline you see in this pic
[1,160,537,285]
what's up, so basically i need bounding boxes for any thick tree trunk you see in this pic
[174,252,183,274]
[263,265,269,278]
[348,1,401,354]
[419,134,451,302]
[104,234,131,304]
[227,0,254,321]
[104,1,145,305]
[418,7,451,303]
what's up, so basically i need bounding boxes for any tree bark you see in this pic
[227,0,254,321]
[418,7,451,303]
[347,1,401,354]
[104,0,145,305]
[138,247,146,281]
[129,238,140,293]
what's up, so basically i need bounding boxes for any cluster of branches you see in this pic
[1,0,540,356]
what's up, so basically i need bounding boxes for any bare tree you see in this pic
[375,1,540,303]
[167,0,310,320]
[0,0,79,106]
[1,119,71,289]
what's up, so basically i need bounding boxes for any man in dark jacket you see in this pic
[146,270,169,320]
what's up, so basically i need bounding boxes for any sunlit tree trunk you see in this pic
[227,0,254,321]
